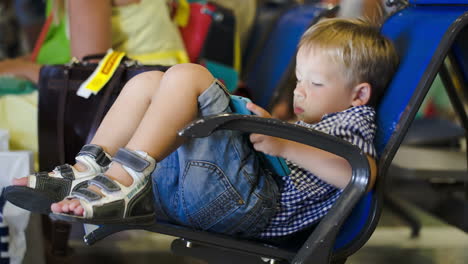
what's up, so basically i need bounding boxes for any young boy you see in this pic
[9,18,398,238]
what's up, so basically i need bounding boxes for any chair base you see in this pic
[384,193,421,238]
[171,238,288,264]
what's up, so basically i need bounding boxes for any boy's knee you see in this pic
[122,70,164,97]
[164,63,214,92]
[166,63,211,78]
[133,70,165,83]
[126,70,164,89]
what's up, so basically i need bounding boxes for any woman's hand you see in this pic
[0,57,41,83]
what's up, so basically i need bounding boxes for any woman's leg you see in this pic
[52,63,216,215]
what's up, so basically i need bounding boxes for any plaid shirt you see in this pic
[259,105,377,237]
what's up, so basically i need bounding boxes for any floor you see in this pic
[347,205,468,264]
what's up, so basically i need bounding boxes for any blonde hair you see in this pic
[298,18,399,106]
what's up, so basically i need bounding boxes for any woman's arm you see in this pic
[0,0,116,83]
[67,0,112,59]
[0,57,42,83]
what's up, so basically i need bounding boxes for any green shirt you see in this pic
[36,0,71,65]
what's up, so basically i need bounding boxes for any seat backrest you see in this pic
[242,1,295,75]
[331,3,468,258]
[243,4,336,109]
[376,4,468,171]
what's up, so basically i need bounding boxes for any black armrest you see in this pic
[180,113,371,263]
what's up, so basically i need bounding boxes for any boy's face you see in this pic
[293,47,357,124]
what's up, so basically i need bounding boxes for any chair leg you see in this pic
[50,220,72,255]
[384,192,421,238]
[42,217,73,264]
[83,223,136,245]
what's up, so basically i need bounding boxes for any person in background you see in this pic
[0,0,188,168]
[0,0,22,60]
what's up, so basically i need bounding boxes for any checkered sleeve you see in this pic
[329,107,378,158]
[285,161,341,201]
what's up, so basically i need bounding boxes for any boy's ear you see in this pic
[351,82,371,107]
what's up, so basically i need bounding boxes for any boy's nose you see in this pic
[293,89,305,100]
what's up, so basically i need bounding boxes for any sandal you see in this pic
[4,144,111,214]
[50,148,156,225]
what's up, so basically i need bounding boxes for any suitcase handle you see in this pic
[81,53,107,61]
[81,53,131,62]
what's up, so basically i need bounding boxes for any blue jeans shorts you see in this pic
[151,80,279,237]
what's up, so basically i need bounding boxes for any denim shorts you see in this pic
[151,80,279,237]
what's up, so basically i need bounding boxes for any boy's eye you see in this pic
[311,82,323,86]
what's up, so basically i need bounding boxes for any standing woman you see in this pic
[0,0,188,167]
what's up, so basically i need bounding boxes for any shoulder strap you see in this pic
[31,12,54,62]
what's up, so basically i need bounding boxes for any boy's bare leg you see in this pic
[90,71,165,155]
[52,63,216,215]
[12,70,165,186]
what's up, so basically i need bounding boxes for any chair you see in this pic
[82,1,468,263]
[383,0,468,235]
[242,3,338,110]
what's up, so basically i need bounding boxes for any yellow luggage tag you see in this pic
[76,49,126,99]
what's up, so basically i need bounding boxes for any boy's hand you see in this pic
[246,102,272,118]
[250,133,287,157]
[246,102,286,157]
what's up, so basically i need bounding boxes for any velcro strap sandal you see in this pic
[4,144,111,214]
[51,148,157,225]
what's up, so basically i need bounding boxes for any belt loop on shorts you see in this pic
[214,79,231,96]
